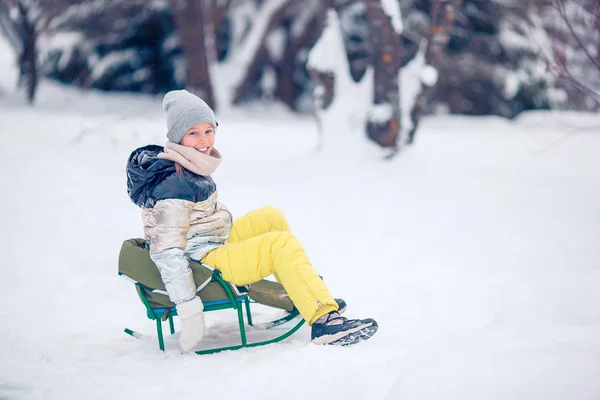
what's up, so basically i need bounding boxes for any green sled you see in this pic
[118,238,305,354]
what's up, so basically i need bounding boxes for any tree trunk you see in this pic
[275,2,331,109]
[2,0,40,104]
[364,0,403,149]
[212,0,230,44]
[426,0,462,67]
[211,0,231,62]
[308,70,335,110]
[171,0,215,108]
[407,0,462,144]
[20,16,37,104]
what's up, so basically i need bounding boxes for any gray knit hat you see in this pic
[162,89,217,143]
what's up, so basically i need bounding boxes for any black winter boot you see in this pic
[311,311,378,346]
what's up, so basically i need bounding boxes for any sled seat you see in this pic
[118,238,305,354]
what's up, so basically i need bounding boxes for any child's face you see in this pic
[180,122,215,155]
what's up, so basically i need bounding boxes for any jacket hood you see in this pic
[126,145,175,207]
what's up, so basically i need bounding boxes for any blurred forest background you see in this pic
[1,0,598,151]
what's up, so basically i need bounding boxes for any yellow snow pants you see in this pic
[202,206,338,325]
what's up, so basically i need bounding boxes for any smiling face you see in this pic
[179,122,215,155]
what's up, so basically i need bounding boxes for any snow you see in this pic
[0,33,17,94]
[171,55,186,87]
[291,3,317,39]
[503,71,521,100]
[89,49,141,82]
[264,28,286,62]
[2,38,600,400]
[499,20,536,53]
[9,6,18,20]
[547,87,569,106]
[400,44,427,140]
[49,0,108,29]
[227,1,256,50]
[307,9,347,74]
[260,66,277,97]
[368,102,394,123]
[420,65,438,87]
[39,32,84,71]
[305,8,373,150]
[161,34,180,53]
[381,0,403,35]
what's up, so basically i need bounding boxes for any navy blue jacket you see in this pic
[126,145,217,208]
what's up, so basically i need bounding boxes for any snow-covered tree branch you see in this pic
[548,0,600,106]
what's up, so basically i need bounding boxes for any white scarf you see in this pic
[157,141,222,176]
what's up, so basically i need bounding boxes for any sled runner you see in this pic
[118,239,305,354]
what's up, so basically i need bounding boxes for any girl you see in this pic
[126,90,378,352]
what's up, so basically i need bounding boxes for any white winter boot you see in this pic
[176,296,207,352]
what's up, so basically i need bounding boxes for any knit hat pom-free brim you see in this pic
[163,89,217,144]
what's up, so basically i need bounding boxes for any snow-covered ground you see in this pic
[2,39,600,399]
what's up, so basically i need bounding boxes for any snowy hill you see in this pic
[1,61,600,398]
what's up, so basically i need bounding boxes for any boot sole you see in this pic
[311,321,378,346]
[330,324,378,346]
